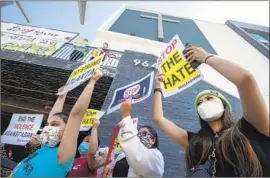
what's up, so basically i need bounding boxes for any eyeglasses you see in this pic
[137,131,154,138]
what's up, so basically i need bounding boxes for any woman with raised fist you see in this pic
[11,69,103,177]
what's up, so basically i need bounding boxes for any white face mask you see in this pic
[198,101,224,122]
[39,126,61,147]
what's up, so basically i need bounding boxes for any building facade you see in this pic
[92,4,269,111]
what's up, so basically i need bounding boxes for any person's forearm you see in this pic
[89,128,98,154]
[49,94,67,118]
[206,56,252,87]
[152,91,164,124]
[69,80,96,119]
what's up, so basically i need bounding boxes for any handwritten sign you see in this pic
[107,72,154,115]
[57,55,103,95]
[157,35,203,97]
[80,109,105,131]
[1,114,43,146]
[1,22,78,56]
[115,118,138,151]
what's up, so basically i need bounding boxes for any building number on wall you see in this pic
[133,59,158,70]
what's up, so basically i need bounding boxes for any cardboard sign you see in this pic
[115,118,138,151]
[157,35,203,97]
[80,109,105,131]
[57,55,103,95]
[107,72,154,115]
[1,114,43,146]
[1,22,78,56]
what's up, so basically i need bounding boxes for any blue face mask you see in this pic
[78,141,89,155]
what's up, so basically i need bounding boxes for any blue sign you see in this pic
[107,72,154,115]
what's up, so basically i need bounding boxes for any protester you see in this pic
[110,99,164,177]
[68,120,109,177]
[10,69,103,177]
[152,46,269,177]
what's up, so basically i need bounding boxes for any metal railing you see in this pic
[52,43,123,68]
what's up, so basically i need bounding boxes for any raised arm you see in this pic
[58,69,103,164]
[120,99,164,177]
[87,119,100,170]
[184,46,269,136]
[152,72,189,149]
[48,88,67,118]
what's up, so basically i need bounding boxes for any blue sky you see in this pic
[1,1,269,44]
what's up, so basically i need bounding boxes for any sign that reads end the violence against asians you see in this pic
[1,114,43,146]
[80,109,105,131]
[157,35,204,98]
[57,55,103,95]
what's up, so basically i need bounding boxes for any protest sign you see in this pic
[1,114,43,146]
[57,55,103,95]
[107,72,154,115]
[115,118,138,151]
[157,35,204,98]
[80,109,105,131]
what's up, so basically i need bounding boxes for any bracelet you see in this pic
[154,88,163,94]
[204,55,215,64]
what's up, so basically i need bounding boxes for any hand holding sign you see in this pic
[90,68,103,83]
[29,134,41,147]
[120,98,132,119]
[154,72,165,89]
[92,119,100,129]
[183,46,210,64]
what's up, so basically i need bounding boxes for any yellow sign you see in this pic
[80,109,101,131]
[92,49,101,57]
[157,35,203,98]
[160,49,200,92]
[69,56,102,79]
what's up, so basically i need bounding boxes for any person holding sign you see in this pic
[152,46,269,177]
[111,99,164,177]
[68,120,109,177]
[10,69,103,177]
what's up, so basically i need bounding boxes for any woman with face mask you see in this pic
[109,99,164,177]
[10,69,103,177]
[68,120,109,177]
[152,46,269,177]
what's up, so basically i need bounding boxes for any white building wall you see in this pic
[91,5,269,110]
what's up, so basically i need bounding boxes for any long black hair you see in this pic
[139,125,159,149]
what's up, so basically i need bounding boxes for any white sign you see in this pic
[1,22,78,56]
[1,114,43,146]
[107,72,154,115]
[157,35,203,97]
[57,55,103,95]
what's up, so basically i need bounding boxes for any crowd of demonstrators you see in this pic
[3,44,269,177]
[10,69,103,177]
[152,46,269,177]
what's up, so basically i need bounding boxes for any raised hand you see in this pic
[91,68,103,82]
[154,72,165,89]
[92,119,100,129]
[183,46,210,64]
[120,98,132,119]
